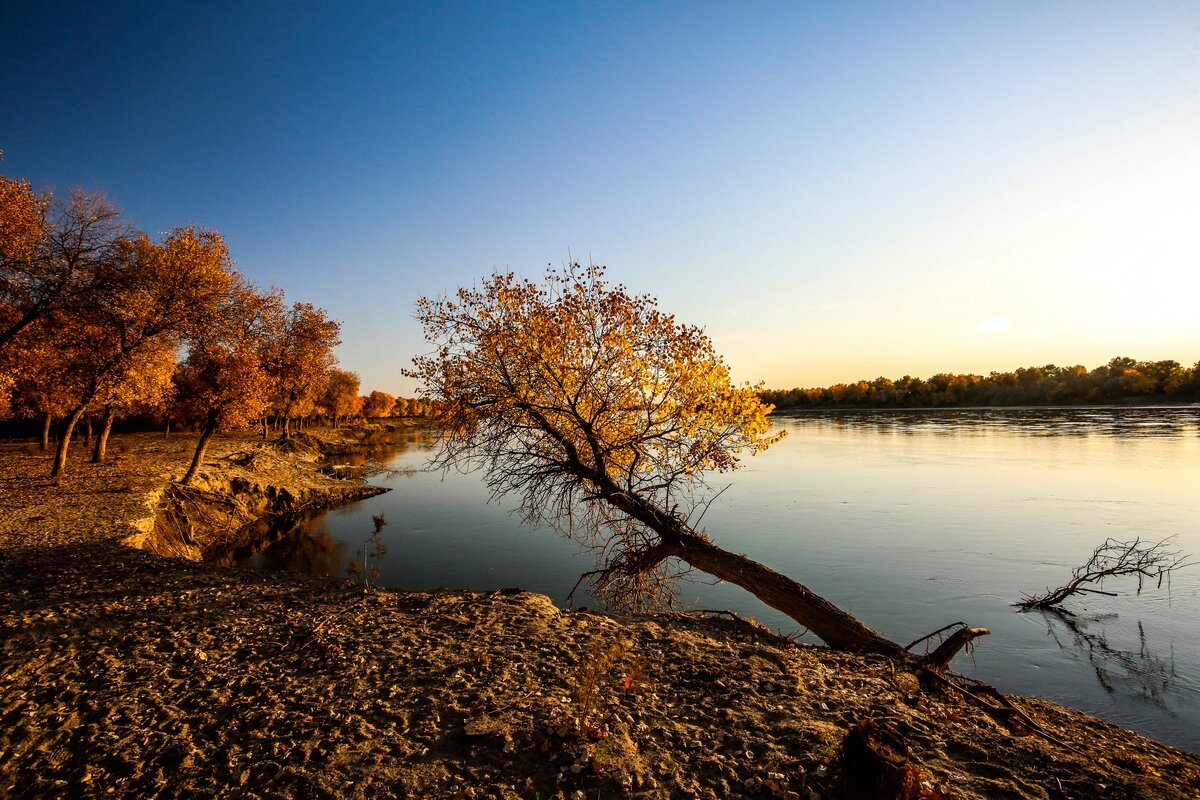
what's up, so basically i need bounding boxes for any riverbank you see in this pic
[2,429,1199,798]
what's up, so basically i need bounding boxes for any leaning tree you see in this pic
[409,264,986,667]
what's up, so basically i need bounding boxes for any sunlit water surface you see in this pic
[240,408,1200,752]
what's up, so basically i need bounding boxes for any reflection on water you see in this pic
[252,516,348,577]
[239,407,1200,752]
[1038,611,1177,707]
[807,405,1200,439]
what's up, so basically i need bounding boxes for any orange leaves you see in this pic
[320,369,363,421]
[260,301,342,420]
[0,175,46,273]
[361,390,395,419]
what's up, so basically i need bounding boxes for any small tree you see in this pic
[48,226,236,477]
[411,265,980,662]
[174,283,282,485]
[261,302,341,439]
[87,337,177,462]
[3,319,83,450]
[320,368,363,427]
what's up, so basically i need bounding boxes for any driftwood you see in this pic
[1016,536,1192,611]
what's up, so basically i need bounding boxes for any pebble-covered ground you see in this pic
[2,432,1199,799]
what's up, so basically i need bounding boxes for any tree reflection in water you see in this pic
[1039,610,1176,707]
[252,515,347,577]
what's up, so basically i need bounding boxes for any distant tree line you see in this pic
[761,357,1200,410]
[357,389,443,421]
[0,166,433,482]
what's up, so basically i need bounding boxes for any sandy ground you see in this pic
[2,430,1199,799]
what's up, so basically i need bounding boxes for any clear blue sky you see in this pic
[4,2,1198,394]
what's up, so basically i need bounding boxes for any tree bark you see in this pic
[82,415,92,446]
[585,472,903,655]
[51,406,86,478]
[92,407,115,463]
[40,412,52,452]
[667,533,903,655]
[181,414,218,486]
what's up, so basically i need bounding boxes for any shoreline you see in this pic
[2,427,1199,798]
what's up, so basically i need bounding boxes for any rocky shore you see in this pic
[1,429,1198,799]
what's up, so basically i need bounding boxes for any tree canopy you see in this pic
[411,264,780,594]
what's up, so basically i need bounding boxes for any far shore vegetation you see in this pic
[762,357,1200,410]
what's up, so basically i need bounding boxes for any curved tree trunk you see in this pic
[594,474,982,662]
[591,476,904,655]
[670,533,904,655]
[181,414,218,486]
[51,406,86,478]
[40,412,52,452]
[92,407,115,463]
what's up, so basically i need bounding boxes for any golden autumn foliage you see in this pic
[2,168,358,481]
[411,263,781,491]
[361,390,396,419]
[175,282,283,426]
[0,175,47,289]
[319,368,363,427]
[261,302,342,438]
[43,225,243,475]
[0,187,127,351]
[409,264,784,609]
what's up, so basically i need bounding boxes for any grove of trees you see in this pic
[0,169,403,481]
[762,357,1200,410]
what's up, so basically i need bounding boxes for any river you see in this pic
[239,407,1200,752]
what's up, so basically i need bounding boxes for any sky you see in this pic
[3,2,1198,394]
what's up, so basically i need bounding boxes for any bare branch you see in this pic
[1016,536,1193,610]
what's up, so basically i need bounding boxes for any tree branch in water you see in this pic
[1015,536,1192,611]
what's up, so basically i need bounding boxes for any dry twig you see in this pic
[1016,536,1192,611]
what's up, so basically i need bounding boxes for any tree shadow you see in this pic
[1038,609,1176,707]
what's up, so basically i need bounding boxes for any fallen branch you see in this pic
[919,669,1082,754]
[1016,536,1192,610]
[904,621,992,671]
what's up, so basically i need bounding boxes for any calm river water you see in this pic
[240,407,1200,752]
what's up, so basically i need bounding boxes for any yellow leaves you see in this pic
[410,263,783,488]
